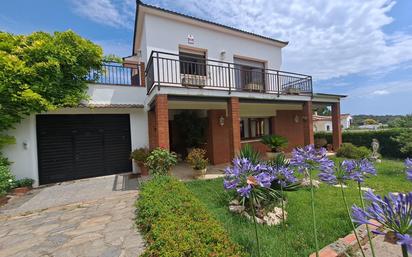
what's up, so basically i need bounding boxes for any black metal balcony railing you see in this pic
[87,63,142,86]
[146,51,312,96]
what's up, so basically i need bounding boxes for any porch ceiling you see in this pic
[240,102,303,117]
[168,100,227,111]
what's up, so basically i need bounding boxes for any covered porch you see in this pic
[147,94,343,166]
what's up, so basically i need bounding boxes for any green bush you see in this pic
[145,148,177,176]
[315,129,408,158]
[393,129,412,156]
[13,178,34,188]
[238,144,261,164]
[336,143,371,159]
[0,165,15,196]
[261,134,288,152]
[136,176,244,257]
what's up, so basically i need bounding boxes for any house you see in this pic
[3,1,345,187]
[313,113,352,132]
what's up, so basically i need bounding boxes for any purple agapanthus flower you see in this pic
[352,190,412,253]
[341,159,376,183]
[290,144,334,173]
[223,157,273,198]
[405,158,412,181]
[271,166,298,187]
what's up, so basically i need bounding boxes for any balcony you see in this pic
[87,62,143,86]
[146,51,312,96]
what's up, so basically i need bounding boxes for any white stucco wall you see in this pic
[3,83,149,187]
[87,84,146,105]
[140,13,283,69]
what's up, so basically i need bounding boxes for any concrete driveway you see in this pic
[0,175,145,257]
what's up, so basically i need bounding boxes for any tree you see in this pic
[363,118,378,125]
[313,106,331,116]
[388,114,412,128]
[0,30,103,151]
[393,129,412,155]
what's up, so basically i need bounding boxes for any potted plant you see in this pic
[261,134,288,159]
[186,148,209,179]
[12,178,34,195]
[314,138,328,149]
[145,148,178,176]
[130,148,149,176]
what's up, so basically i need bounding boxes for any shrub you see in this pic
[238,144,261,164]
[145,148,177,176]
[13,178,34,188]
[130,148,149,163]
[261,134,288,152]
[186,148,208,170]
[336,143,372,159]
[315,128,408,158]
[136,176,244,257]
[0,165,15,196]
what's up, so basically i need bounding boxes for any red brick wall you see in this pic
[148,95,169,150]
[332,102,342,150]
[303,101,314,145]
[273,110,305,152]
[148,110,156,149]
[155,95,169,149]
[228,97,241,159]
[207,110,230,164]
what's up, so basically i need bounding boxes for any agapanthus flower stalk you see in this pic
[290,145,333,257]
[352,191,412,257]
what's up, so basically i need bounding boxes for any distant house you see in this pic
[358,123,386,130]
[313,113,352,132]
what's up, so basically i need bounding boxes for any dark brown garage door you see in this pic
[37,114,132,185]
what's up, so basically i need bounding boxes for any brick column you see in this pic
[302,101,314,146]
[332,102,342,151]
[139,62,145,87]
[148,110,156,149]
[228,97,241,160]
[154,95,169,149]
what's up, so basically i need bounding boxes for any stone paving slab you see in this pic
[1,174,139,215]
[354,235,403,257]
[0,191,145,257]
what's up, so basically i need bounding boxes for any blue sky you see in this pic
[1,0,411,115]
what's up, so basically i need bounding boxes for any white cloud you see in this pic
[71,0,412,82]
[146,0,412,81]
[347,79,412,98]
[71,0,134,29]
[372,90,390,95]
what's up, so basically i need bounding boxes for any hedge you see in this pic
[315,128,409,158]
[135,176,244,257]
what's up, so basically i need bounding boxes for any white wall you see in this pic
[141,14,282,69]
[3,107,148,187]
[87,84,146,105]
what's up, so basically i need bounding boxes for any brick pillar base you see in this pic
[207,110,230,164]
[332,102,342,151]
[228,97,241,160]
[303,101,314,146]
[148,95,169,150]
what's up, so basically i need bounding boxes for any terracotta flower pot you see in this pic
[136,161,149,176]
[12,187,31,196]
[194,168,207,179]
[0,195,10,206]
[266,152,281,159]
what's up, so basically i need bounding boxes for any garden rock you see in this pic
[300,178,320,188]
[263,207,286,226]
[229,202,287,226]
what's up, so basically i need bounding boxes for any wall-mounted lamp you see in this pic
[220,50,226,60]
[294,115,300,123]
[219,116,225,127]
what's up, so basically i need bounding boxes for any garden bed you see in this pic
[186,158,410,257]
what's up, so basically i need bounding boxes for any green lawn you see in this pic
[185,159,410,257]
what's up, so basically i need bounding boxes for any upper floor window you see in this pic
[234,57,265,91]
[179,50,206,76]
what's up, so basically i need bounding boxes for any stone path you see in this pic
[0,192,145,257]
[354,234,404,257]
